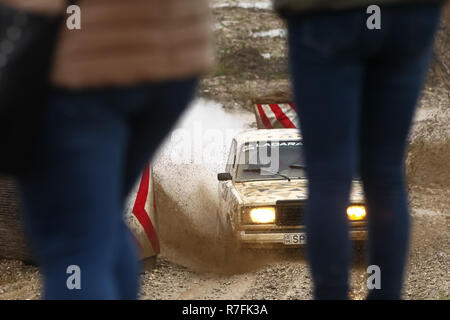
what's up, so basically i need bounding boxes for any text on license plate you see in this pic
[284,233,307,245]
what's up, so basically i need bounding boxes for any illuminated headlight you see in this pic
[347,205,366,221]
[249,207,276,224]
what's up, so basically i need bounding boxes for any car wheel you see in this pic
[216,213,239,265]
[354,240,366,252]
[353,240,367,264]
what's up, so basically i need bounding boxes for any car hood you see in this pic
[234,179,364,205]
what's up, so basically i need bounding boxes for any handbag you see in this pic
[0,2,72,176]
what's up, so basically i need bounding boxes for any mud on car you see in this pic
[217,128,366,252]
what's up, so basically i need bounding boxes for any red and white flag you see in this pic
[254,103,299,129]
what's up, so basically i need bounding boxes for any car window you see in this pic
[225,139,237,175]
[235,140,307,182]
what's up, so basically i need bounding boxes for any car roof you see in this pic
[234,128,302,146]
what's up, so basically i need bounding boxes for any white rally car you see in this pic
[217,128,367,250]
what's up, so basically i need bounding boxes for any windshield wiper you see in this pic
[289,163,306,169]
[243,168,291,181]
[288,164,307,180]
[260,168,291,182]
[242,168,261,173]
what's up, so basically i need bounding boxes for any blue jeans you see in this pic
[287,5,441,299]
[19,78,198,299]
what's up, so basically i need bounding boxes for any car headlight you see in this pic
[249,207,276,224]
[347,205,366,221]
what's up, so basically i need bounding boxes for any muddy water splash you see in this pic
[152,98,272,273]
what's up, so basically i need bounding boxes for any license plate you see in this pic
[284,233,307,245]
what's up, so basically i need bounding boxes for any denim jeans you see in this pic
[287,5,441,299]
[19,78,198,299]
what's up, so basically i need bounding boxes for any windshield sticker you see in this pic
[242,141,303,153]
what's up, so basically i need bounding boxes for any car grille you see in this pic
[276,200,306,226]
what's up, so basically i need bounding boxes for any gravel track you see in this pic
[0,0,448,300]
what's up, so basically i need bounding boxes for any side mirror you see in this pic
[217,172,232,181]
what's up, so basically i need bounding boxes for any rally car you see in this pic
[217,128,367,250]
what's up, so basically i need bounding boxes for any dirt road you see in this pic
[0,195,447,300]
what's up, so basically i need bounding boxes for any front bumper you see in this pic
[237,228,367,248]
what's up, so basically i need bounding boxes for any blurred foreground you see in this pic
[0,0,449,300]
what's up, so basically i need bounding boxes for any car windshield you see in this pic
[235,140,307,182]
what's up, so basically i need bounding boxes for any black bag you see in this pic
[0,4,66,176]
